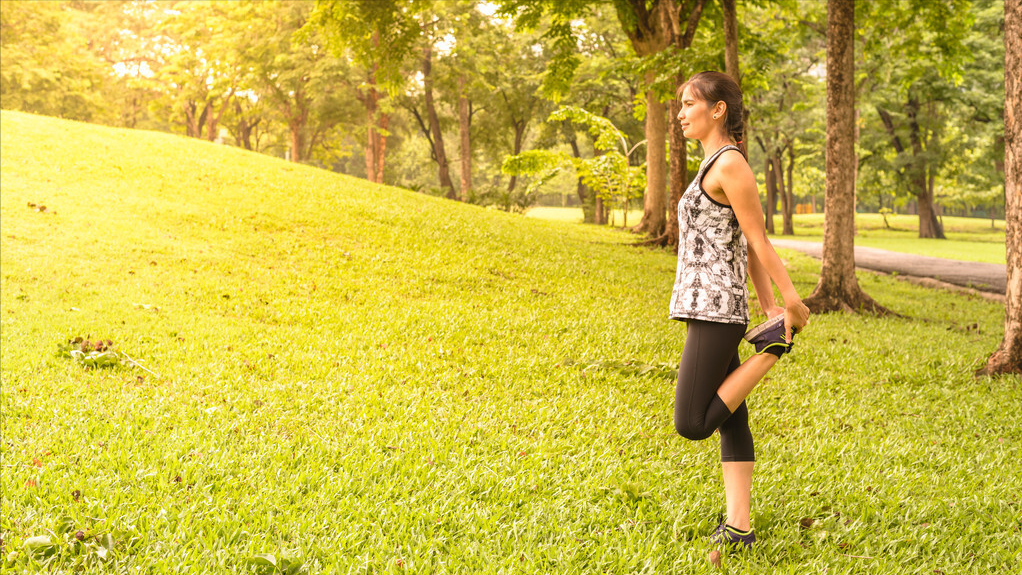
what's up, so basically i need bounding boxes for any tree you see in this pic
[0,0,110,122]
[802,0,888,314]
[402,5,485,200]
[743,1,827,237]
[504,106,647,221]
[979,0,1020,375]
[857,0,973,239]
[547,4,644,224]
[614,0,709,240]
[146,2,246,141]
[310,0,424,183]
[240,1,355,164]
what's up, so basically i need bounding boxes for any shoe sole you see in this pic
[743,315,785,342]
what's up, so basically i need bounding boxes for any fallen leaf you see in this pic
[708,549,721,567]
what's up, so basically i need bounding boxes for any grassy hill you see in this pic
[1,110,1018,573]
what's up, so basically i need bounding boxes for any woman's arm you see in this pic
[716,151,810,340]
[747,242,781,317]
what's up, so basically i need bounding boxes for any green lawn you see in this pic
[527,208,1007,264]
[525,206,645,229]
[2,111,1019,574]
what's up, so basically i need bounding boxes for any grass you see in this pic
[527,208,1007,264]
[525,206,645,229]
[1,110,1020,574]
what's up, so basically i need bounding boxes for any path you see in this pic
[770,238,1007,296]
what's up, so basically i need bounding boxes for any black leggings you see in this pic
[674,319,755,462]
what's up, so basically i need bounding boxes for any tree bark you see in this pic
[507,120,526,193]
[618,1,669,236]
[207,88,235,143]
[361,33,389,184]
[287,86,309,163]
[775,151,794,235]
[980,0,1021,375]
[458,74,471,202]
[804,0,888,315]
[666,75,687,249]
[231,99,258,151]
[375,111,388,182]
[764,152,777,234]
[787,141,795,227]
[907,96,945,238]
[423,45,456,198]
[638,71,668,236]
[721,0,740,83]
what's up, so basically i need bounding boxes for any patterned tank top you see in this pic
[668,145,749,325]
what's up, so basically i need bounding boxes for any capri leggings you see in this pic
[674,319,755,462]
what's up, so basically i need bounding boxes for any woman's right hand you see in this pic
[783,299,810,343]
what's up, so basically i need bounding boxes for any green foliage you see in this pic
[0,0,109,121]
[308,0,425,95]
[57,337,126,370]
[857,0,1002,217]
[496,0,593,100]
[2,111,1020,574]
[505,107,646,211]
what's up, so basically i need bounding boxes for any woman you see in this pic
[669,71,811,549]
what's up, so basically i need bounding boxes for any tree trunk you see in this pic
[907,96,945,238]
[666,74,688,250]
[568,132,594,223]
[207,89,234,143]
[423,45,456,198]
[458,75,471,202]
[617,0,706,241]
[980,0,1021,375]
[232,99,256,151]
[290,120,305,163]
[365,82,378,183]
[721,0,740,83]
[916,175,944,238]
[787,141,795,228]
[288,88,309,163]
[775,151,794,235]
[804,0,888,315]
[375,111,388,183]
[507,120,526,193]
[764,153,777,233]
[636,71,668,236]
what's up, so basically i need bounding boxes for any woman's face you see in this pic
[677,85,721,140]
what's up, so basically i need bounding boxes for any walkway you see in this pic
[770,238,1007,296]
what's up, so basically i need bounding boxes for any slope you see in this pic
[1,110,1017,574]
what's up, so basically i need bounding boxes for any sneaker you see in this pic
[710,518,756,549]
[743,315,798,356]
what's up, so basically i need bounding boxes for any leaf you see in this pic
[55,516,75,535]
[247,553,277,567]
[24,535,57,557]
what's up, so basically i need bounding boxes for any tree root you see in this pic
[631,231,675,248]
[976,345,1022,376]
[802,287,901,318]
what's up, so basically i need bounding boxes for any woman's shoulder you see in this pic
[713,147,751,174]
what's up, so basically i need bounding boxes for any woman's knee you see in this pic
[674,416,715,441]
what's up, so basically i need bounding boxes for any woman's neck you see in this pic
[700,133,733,160]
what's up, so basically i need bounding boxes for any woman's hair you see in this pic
[678,71,747,159]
